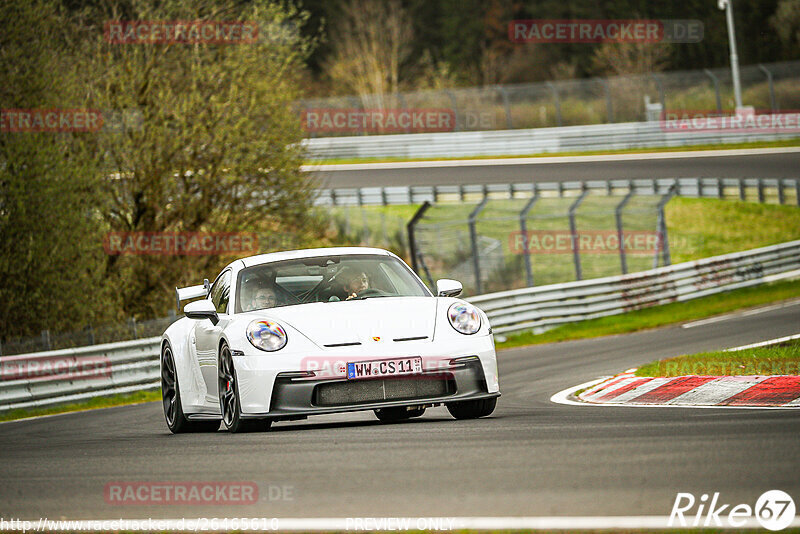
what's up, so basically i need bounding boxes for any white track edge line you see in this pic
[302,146,800,171]
[725,332,800,351]
[681,298,800,329]
[23,515,799,530]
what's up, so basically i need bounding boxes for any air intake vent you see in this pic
[393,336,428,342]
[313,376,454,406]
[323,341,362,347]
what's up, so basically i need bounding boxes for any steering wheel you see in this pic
[355,288,386,298]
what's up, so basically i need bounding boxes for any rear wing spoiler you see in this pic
[175,279,211,311]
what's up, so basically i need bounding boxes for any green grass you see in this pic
[496,278,800,350]
[305,138,800,165]
[0,388,161,423]
[636,339,800,377]
[666,198,800,263]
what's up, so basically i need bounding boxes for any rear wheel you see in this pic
[218,342,271,433]
[446,397,496,420]
[161,343,219,434]
[374,406,426,422]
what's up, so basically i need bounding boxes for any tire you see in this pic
[218,342,271,433]
[374,406,426,422]
[161,343,220,434]
[446,397,497,420]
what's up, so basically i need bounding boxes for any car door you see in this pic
[194,269,232,403]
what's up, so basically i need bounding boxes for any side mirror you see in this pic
[436,279,462,297]
[184,299,219,325]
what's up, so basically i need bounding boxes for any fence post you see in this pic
[407,201,431,275]
[496,85,513,129]
[41,330,51,351]
[651,74,666,113]
[569,184,590,281]
[704,69,722,114]
[130,318,138,340]
[796,179,800,207]
[546,81,562,127]
[739,178,746,201]
[396,93,412,134]
[758,64,777,112]
[596,78,614,123]
[758,178,765,203]
[778,179,785,205]
[445,90,460,132]
[654,183,678,268]
[87,325,95,345]
[615,184,635,275]
[717,177,724,199]
[469,197,490,294]
[519,186,540,287]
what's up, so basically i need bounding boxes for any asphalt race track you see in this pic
[307,148,800,188]
[1,302,798,520]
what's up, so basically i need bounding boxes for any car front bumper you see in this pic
[240,357,496,419]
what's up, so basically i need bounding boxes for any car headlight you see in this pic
[246,320,287,351]
[447,302,481,335]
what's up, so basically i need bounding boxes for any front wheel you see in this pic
[446,397,497,420]
[374,406,426,422]
[218,342,271,433]
[161,343,219,434]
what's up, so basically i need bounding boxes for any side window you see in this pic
[209,270,232,314]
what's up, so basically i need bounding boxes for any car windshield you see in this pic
[235,254,430,313]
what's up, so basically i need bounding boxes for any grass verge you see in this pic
[0,388,161,423]
[496,278,800,351]
[305,138,800,165]
[635,339,800,377]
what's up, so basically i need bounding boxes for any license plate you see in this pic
[347,357,422,380]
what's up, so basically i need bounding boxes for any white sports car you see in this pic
[161,247,500,433]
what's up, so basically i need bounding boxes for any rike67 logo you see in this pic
[669,490,796,530]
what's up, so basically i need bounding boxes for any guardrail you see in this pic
[468,240,800,335]
[2,240,799,413]
[0,338,161,412]
[314,177,800,207]
[303,119,800,160]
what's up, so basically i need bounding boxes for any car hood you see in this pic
[251,296,438,347]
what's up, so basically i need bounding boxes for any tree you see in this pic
[0,0,113,338]
[66,0,320,318]
[324,0,413,107]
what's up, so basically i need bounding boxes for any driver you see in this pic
[339,267,370,300]
[246,286,278,311]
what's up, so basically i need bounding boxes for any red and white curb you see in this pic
[551,374,800,409]
[577,372,800,407]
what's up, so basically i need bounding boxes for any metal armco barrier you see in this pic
[314,177,800,207]
[303,120,800,160]
[0,338,161,412]
[468,240,800,335]
[1,240,799,413]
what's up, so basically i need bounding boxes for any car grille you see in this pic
[313,375,455,407]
